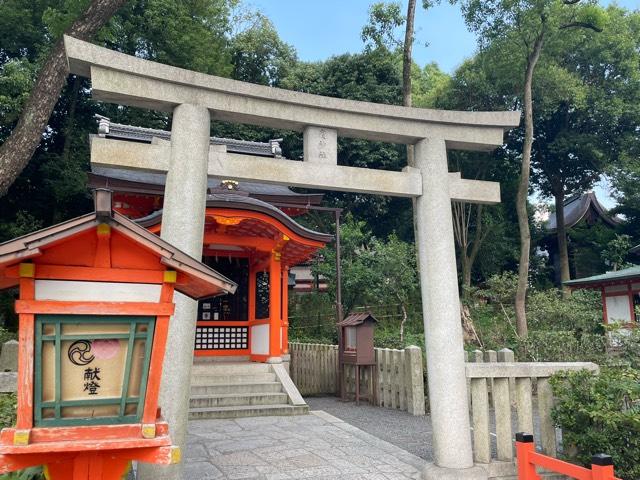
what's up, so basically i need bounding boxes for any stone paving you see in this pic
[184,411,427,479]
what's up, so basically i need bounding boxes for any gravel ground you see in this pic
[306,397,434,462]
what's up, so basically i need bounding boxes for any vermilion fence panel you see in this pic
[516,433,620,480]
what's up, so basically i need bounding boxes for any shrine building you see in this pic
[89,118,332,363]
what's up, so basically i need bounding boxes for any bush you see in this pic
[0,393,16,429]
[551,368,640,480]
[526,289,602,334]
[515,330,607,362]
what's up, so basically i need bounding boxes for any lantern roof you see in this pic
[338,312,379,327]
[0,189,237,299]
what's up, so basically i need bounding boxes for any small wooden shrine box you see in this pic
[338,312,377,366]
[0,189,237,480]
[337,312,377,405]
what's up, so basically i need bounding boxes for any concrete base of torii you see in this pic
[423,464,489,480]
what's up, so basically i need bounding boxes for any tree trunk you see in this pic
[403,0,417,167]
[399,302,408,344]
[515,33,544,338]
[0,0,129,197]
[554,188,571,298]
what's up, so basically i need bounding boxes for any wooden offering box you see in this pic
[337,312,377,406]
[338,312,377,366]
[0,189,236,479]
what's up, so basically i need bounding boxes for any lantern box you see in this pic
[338,312,377,366]
[0,190,236,478]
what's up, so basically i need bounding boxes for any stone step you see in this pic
[191,362,272,375]
[190,382,283,396]
[189,392,289,408]
[188,404,309,420]
[191,373,277,385]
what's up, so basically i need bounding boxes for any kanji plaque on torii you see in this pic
[63,35,520,480]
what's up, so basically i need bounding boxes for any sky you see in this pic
[250,0,638,74]
[249,0,637,208]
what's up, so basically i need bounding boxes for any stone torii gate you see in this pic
[64,36,520,480]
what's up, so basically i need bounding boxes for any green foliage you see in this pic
[468,275,608,359]
[0,468,43,480]
[551,368,640,480]
[0,393,16,429]
[361,2,405,51]
[229,13,296,86]
[526,289,602,333]
[601,234,634,272]
[515,330,606,362]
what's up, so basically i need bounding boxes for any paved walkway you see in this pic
[184,411,427,479]
[306,397,434,461]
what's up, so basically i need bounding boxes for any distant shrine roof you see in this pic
[89,116,324,206]
[544,192,621,232]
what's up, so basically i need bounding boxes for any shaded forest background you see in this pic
[0,0,639,350]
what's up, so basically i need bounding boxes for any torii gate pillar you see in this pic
[415,138,485,479]
[138,104,211,480]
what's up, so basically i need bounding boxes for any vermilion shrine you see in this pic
[38,35,520,480]
[88,125,332,361]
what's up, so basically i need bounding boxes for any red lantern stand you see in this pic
[0,189,236,480]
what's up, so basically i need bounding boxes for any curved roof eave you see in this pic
[136,194,333,244]
[544,192,621,232]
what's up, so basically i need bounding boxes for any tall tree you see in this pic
[0,0,129,197]
[456,0,604,336]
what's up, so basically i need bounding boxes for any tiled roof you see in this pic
[564,265,640,287]
[96,115,282,157]
[337,312,378,326]
[545,192,620,232]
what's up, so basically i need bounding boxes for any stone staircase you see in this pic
[189,360,309,420]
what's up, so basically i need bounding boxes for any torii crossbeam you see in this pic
[64,35,520,480]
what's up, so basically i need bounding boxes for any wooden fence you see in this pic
[288,342,425,415]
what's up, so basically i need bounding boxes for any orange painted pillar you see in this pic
[248,263,256,322]
[281,267,289,354]
[515,433,538,480]
[269,253,282,358]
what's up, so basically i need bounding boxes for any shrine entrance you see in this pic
[136,194,331,362]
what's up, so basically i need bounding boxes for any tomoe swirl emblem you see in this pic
[68,340,95,366]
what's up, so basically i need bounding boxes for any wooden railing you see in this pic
[466,352,599,478]
[288,342,425,415]
[516,433,619,480]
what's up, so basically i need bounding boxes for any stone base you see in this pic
[422,464,489,480]
[266,356,283,364]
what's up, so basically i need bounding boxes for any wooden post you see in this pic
[269,254,282,358]
[281,267,289,354]
[248,263,256,323]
